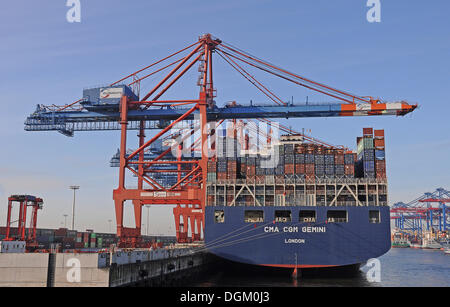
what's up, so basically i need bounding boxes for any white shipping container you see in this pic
[0,241,26,253]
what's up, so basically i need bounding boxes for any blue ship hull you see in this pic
[204,206,391,268]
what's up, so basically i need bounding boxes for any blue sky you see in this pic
[1,0,449,234]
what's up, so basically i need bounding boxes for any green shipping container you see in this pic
[357,140,364,154]
[363,137,374,149]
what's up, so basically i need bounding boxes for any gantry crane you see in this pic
[24,34,417,247]
[391,188,450,234]
[4,195,43,251]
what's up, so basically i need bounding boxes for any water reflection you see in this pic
[186,248,449,287]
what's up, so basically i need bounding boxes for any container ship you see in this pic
[204,128,390,269]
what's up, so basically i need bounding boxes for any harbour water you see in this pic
[188,248,449,287]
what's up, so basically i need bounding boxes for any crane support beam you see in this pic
[25,102,416,136]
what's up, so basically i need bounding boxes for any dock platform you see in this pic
[0,245,210,287]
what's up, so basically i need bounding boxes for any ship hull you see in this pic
[204,206,391,268]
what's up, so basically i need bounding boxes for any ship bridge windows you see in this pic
[214,210,225,223]
[274,210,291,223]
[244,210,264,223]
[299,210,316,223]
[369,210,380,223]
[327,210,348,223]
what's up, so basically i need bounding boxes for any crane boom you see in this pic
[25,100,416,137]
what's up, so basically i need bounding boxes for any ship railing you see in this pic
[208,200,388,208]
[209,177,388,185]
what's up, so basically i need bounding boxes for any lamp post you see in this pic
[69,185,80,230]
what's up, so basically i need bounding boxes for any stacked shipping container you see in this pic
[207,128,385,182]
[0,227,173,250]
[374,130,387,179]
[355,128,386,179]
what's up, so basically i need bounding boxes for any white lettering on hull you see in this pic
[301,226,326,233]
[264,226,326,233]
[284,238,305,244]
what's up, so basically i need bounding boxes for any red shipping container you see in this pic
[295,145,305,154]
[374,139,385,148]
[374,129,385,138]
[74,242,85,249]
[207,161,217,172]
[284,164,295,174]
[344,165,355,176]
[246,165,255,176]
[295,164,305,174]
[376,160,386,173]
[363,128,373,136]
[227,161,237,167]
[305,144,316,153]
[305,163,315,174]
[227,173,237,180]
[55,228,68,236]
[217,172,227,180]
[335,154,344,165]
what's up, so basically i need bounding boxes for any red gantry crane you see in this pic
[24,34,417,247]
[4,195,43,251]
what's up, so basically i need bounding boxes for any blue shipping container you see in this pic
[375,150,386,160]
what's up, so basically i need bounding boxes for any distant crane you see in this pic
[391,188,450,234]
